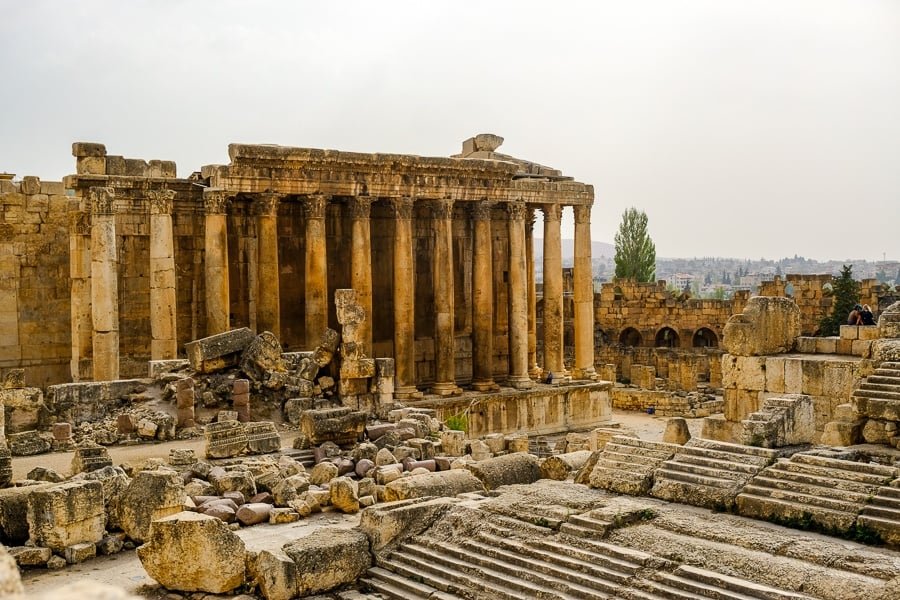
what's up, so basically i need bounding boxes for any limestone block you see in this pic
[0,449,11,488]
[0,386,47,433]
[64,541,97,564]
[245,421,281,454]
[724,389,761,422]
[282,527,370,597]
[309,461,339,486]
[872,339,900,363]
[383,469,484,501]
[299,407,366,445]
[340,358,375,379]
[878,301,900,338]
[840,325,859,340]
[464,452,541,490]
[722,296,800,356]
[794,337,817,353]
[662,418,691,445]
[236,502,272,526]
[764,357,785,393]
[469,439,492,461]
[815,337,838,354]
[330,476,360,514]
[204,420,248,458]
[9,545,52,567]
[72,142,107,157]
[0,543,23,596]
[540,450,592,480]
[252,549,298,600]
[269,508,300,524]
[71,444,113,473]
[359,496,458,552]
[506,434,530,453]
[1,484,56,544]
[185,328,256,373]
[240,331,286,382]
[76,156,106,175]
[783,358,803,392]
[116,470,185,543]
[211,470,256,499]
[271,475,310,506]
[137,511,246,594]
[26,480,105,552]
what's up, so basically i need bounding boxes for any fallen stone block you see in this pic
[236,502,272,526]
[71,444,113,474]
[185,327,256,373]
[282,527,371,597]
[360,497,459,552]
[26,480,105,552]
[383,469,484,502]
[246,421,281,454]
[300,407,366,446]
[465,452,542,490]
[330,477,360,514]
[8,430,51,456]
[205,420,248,458]
[540,450,592,481]
[241,331,286,382]
[252,549,298,600]
[116,470,185,543]
[0,543,23,595]
[8,545,52,567]
[64,541,97,564]
[137,511,246,594]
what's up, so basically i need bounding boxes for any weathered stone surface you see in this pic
[116,470,185,543]
[0,543,23,595]
[282,527,371,597]
[185,327,256,373]
[309,461,339,486]
[211,470,257,499]
[204,419,248,458]
[71,444,113,473]
[26,465,64,483]
[64,541,97,564]
[8,545,52,567]
[272,475,310,506]
[663,417,692,445]
[441,429,467,456]
[539,450,592,481]
[240,331,286,382]
[137,511,246,593]
[878,301,900,339]
[741,395,815,448]
[384,469,484,501]
[8,430,51,456]
[0,483,54,544]
[236,502,272,526]
[300,407,366,445]
[723,296,800,356]
[330,476,360,514]
[252,549,298,600]
[27,480,105,552]
[465,452,542,490]
[245,421,281,454]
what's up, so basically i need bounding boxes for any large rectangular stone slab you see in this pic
[185,328,256,373]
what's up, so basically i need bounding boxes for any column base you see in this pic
[529,366,543,380]
[507,376,534,390]
[572,367,598,381]
[394,386,424,400]
[471,380,500,392]
[429,382,462,396]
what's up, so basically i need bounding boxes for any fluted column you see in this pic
[471,201,496,391]
[203,188,230,335]
[304,194,328,348]
[390,197,420,398]
[69,209,92,381]
[525,209,539,378]
[542,203,566,380]
[256,193,281,338]
[90,187,119,381]
[573,203,596,379]
[431,199,459,396]
[148,189,178,360]
[507,201,532,388]
[348,196,373,356]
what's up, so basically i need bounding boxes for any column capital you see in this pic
[203,188,230,215]
[541,203,562,222]
[525,207,536,229]
[303,193,328,219]
[507,201,527,222]
[470,200,494,221]
[147,189,176,215]
[70,210,91,234]
[256,192,282,217]
[389,197,415,220]
[573,204,592,224]
[346,196,373,219]
[89,186,115,215]
[431,198,454,220]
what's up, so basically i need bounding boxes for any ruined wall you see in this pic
[0,177,72,387]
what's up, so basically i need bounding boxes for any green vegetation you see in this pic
[614,207,656,282]
[444,412,468,433]
[818,264,860,336]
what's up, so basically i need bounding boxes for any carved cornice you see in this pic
[389,197,414,220]
[89,187,115,215]
[203,188,229,215]
[256,193,281,217]
[541,203,562,222]
[346,196,372,219]
[573,204,592,225]
[507,201,527,222]
[471,200,494,222]
[430,198,454,220]
[304,194,328,219]
[147,189,176,215]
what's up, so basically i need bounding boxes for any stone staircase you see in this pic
[587,436,679,495]
[736,454,898,535]
[740,395,813,448]
[851,362,900,444]
[625,565,815,600]
[857,478,900,546]
[650,439,777,510]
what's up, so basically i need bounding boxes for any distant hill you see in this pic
[535,239,616,261]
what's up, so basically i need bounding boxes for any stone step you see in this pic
[362,565,444,599]
[858,381,900,394]
[684,439,778,460]
[391,546,534,600]
[604,442,678,460]
[484,511,557,536]
[851,396,900,421]
[670,452,763,475]
[853,388,900,401]
[630,578,730,600]
[790,454,898,479]
[610,436,681,452]
[776,459,895,486]
[591,465,651,482]
[875,362,900,371]
[566,513,614,533]
[598,453,659,472]
[462,538,622,597]
[856,514,900,546]
[866,375,900,386]
[749,473,874,504]
[662,458,758,481]
[739,483,862,514]
[735,491,858,533]
[675,445,773,468]
[859,503,900,520]
[654,466,740,489]
[658,566,813,600]
[760,463,882,496]
[530,536,655,573]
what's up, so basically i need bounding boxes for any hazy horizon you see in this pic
[1,1,898,263]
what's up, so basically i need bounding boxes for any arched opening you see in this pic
[692,327,718,348]
[655,327,679,348]
[619,327,642,347]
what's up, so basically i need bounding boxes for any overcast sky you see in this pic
[2,1,898,262]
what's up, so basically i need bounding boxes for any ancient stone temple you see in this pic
[2,134,596,390]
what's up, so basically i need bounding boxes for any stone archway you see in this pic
[692,327,718,348]
[619,327,642,347]
[655,327,679,348]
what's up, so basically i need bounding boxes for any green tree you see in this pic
[613,208,656,282]
[818,265,860,336]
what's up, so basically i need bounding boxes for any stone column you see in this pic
[430,199,459,396]
[507,201,532,389]
[304,194,328,348]
[573,203,596,379]
[389,197,420,398]
[348,196,373,356]
[69,209,92,381]
[256,193,281,338]
[542,203,566,380]
[470,201,496,391]
[203,188,230,335]
[90,187,119,381]
[148,189,178,360]
[525,209,539,378]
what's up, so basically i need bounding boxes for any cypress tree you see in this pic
[819,265,860,336]
[613,207,656,282]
